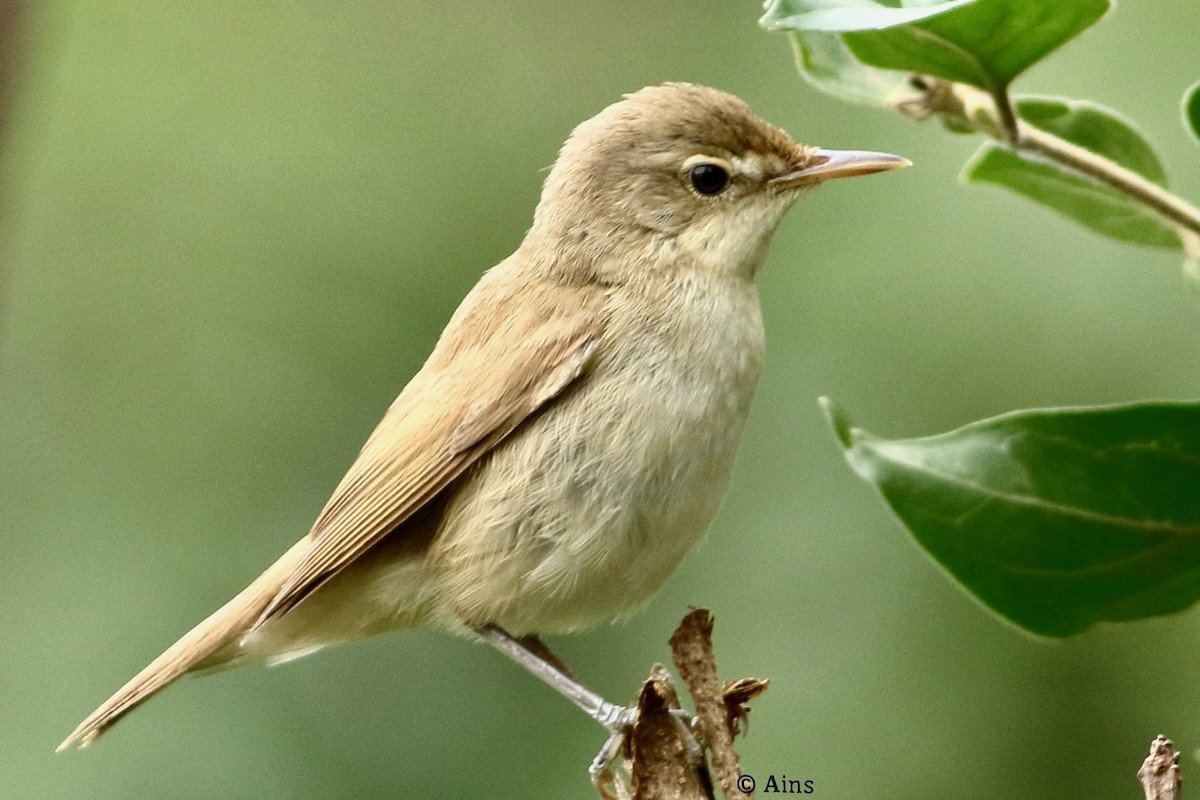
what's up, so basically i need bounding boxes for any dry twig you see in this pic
[1139,735,1182,800]
[607,609,766,800]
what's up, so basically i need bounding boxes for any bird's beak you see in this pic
[768,149,911,190]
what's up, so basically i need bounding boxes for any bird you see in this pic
[59,82,907,751]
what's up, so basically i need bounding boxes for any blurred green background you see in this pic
[3,2,1200,798]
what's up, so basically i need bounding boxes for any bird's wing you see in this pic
[253,277,607,625]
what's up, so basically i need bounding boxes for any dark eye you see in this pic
[688,162,730,195]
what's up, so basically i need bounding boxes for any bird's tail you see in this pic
[57,537,309,751]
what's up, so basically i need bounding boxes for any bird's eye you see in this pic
[688,162,730,195]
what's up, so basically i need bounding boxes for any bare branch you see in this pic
[629,665,712,800]
[670,610,749,800]
[603,611,767,800]
[1139,735,1182,800]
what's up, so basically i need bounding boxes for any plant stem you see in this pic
[990,84,1019,145]
[1017,122,1200,255]
[899,78,1200,260]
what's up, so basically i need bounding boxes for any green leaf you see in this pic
[763,0,1111,91]
[785,30,909,106]
[963,97,1180,249]
[1017,98,1169,186]
[761,0,976,33]
[965,150,1178,248]
[1184,80,1200,145]
[822,399,1200,637]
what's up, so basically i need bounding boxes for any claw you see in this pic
[668,708,703,765]
[589,704,704,797]
[589,726,629,799]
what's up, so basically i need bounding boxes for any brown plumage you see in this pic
[59,83,907,750]
[61,277,605,748]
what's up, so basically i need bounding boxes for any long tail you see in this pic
[57,537,309,751]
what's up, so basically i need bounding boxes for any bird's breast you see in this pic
[429,274,765,635]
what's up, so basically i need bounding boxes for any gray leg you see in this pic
[477,624,703,798]
[589,728,628,796]
[475,624,634,730]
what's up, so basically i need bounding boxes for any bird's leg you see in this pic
[514,633,576,679]
[476,625,635,798]
[475,624,704,796]
[474,624,634,730]
[589,730,629,799]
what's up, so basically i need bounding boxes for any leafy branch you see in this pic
[893,77,1200,259]
[763,0,1200,263]
[762,0,1200,638]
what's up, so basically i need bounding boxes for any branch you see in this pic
[991,84,1019,145]
[1017,121,1200,256]
[1139,735,1182,800]
[894,77,1200,260]
[627,665,712,800]
[597,610,768,800]
[670,610,755,800]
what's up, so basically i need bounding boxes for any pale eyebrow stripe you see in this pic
[731,154,767,181]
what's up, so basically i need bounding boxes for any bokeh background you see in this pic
[3,2,1199,798]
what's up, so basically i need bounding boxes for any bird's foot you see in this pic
[588,706,703,799]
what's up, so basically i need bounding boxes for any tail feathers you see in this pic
[57,537,309,751]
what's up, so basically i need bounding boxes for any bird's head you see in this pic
[529,82,909,281]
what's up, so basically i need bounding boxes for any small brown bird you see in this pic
[59,82,907,750]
